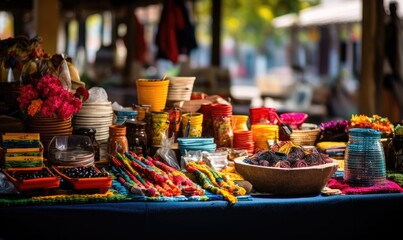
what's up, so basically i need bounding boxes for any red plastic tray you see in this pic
[2,167,60,192]
[51,165,112,193]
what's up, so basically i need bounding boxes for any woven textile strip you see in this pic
[327,178,403,194]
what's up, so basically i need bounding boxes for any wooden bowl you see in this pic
[234,157,338,196]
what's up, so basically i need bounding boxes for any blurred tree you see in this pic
[193,0,320,66]
[221,0,320,51]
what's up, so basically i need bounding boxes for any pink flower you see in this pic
[17,84,39,109]
[74,86,89,101]
[17,75,85,120]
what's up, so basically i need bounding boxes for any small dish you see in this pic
[280,112,308,130]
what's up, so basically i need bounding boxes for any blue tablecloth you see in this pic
[1,192,402,239]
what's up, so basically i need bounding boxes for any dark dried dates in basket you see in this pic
[245,141,332,168]
[8,169,53,180]
[58,166,109,178]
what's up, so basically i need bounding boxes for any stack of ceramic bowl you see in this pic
[166,76,196,107]
[113,109,138,125]
[177,137,216,156]
[72,101,113,143]
[233,130,255,155]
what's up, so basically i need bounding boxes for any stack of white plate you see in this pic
[72,101,113,143]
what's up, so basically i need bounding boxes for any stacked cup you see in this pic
[233,130,255,155]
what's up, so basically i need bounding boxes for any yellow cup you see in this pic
[232,115,249,132]
[136,79,170,112]
[151,111,169,145]
[252,124,279,150]
[181,112,203,137]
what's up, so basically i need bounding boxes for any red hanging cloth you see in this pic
[155,0,197,64]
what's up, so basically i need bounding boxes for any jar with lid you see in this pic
[125,120,148,157]
[73,127,100,162]
[107,125,129,158]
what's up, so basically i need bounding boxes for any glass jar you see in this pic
[211,104,233,148]
[73,127,100,162]
[125,120,148,157]
[200,103,214,137]
[387,134,403,172]
[107,125,128,158]
[165,107,181,142]
[212,115,233,148]
[133,104,150,122]
[344,128,386,186]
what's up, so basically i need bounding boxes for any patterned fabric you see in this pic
[0,189,131,207]
[0,179,251,207]
[327,178,403,194]
[386,169,403,186]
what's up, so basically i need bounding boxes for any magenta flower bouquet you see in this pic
[17,75,83,120]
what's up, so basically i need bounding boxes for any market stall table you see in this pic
[0,192,402,239]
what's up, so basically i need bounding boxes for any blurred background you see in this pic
[1,0,402,125]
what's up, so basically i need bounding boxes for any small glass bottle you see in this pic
[107,125,129,158]
[125,120,148,157]
[73,127,100,162]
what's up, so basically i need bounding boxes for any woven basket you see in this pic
[290,123,320,146]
